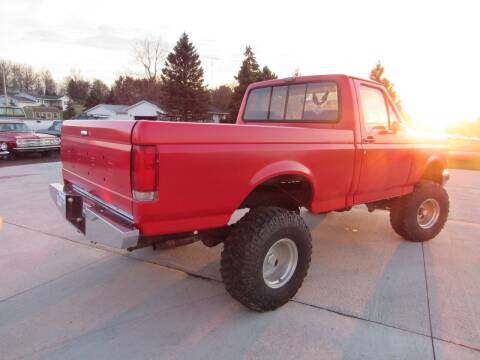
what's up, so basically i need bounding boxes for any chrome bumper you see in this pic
[442,169,450,185]
[49,183,139,250]
[14,145,60,152]
[0,151,9,156]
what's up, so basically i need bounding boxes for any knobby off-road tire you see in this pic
[390,180,449,242]
[221,207,312,311]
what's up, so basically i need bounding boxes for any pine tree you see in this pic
[229,46,260,121]
[369,61,401,110]
[229,46,277,121]
[258,66,277,81]
[62,101,76,119]
[161,33,209,120]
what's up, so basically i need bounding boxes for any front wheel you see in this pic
[221,207,312,311]
[390,180,449,242]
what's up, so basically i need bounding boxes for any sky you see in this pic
[1,0,479,128]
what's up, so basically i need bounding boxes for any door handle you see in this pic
[363,136,375,143]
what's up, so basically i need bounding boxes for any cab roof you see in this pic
[250,74,381,88]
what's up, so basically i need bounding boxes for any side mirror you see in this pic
[391,121,404,133]
[371,124,389,134]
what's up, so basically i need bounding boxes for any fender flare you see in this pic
[245,160,316,205]
[422,155,447,174]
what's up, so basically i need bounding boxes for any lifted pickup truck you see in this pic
[50,74,449,311]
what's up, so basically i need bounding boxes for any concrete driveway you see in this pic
[0,157,479,359]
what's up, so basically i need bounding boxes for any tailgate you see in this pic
[61,120,136,215]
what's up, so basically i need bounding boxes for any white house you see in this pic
[85,104,129,119]
[208,106,229,123]
[0,92,71,111]
[85,101,165,120]
[36,94,70,111]
[127,100,165,120]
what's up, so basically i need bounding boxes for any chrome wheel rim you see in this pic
[262,238,298,289]
[417,198,440,229]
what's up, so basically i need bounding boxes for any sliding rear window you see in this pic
[244,81,339,122]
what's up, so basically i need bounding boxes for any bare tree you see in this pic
[133,37,168,81]
[38,69,57,95]
[0,59,59,96]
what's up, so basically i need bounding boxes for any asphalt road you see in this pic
[0,156,479,359]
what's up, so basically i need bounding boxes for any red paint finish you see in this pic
[61,120,135,214]
[60,74,448,237]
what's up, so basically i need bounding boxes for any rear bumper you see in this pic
[49,183,139,250]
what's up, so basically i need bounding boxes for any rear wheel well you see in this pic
[421,162,444,184]
[240,175,313,212]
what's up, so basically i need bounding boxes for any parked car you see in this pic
[50,74,450,311]
[0,119,61,159]
[39,120,62,137]
[0,106,54,131]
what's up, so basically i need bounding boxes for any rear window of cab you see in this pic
[243,81,339,122]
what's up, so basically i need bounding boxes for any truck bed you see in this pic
[61,120,356,236]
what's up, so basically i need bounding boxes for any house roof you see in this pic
[0,94,36,104]
[208,106,229,114]
[37,95,63,100]
[86,104,129,114]
[2,92,67,104]
[12,95,37,103]
[127,100,165,114]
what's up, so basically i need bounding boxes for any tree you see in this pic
[108,75,163,105]
[133,37,168,81]
[369,61,402,110]
[229,46,277,121]
[0,59,59,96]
[62,100,76,119]
[258,66,277,81]
[210,85,233,111]
[39,70,57,95]
[161,33,209,120]
[85,79,110,108]
[65,71,90,103]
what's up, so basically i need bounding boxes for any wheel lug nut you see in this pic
[267,254,276,266]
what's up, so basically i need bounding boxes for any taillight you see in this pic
[131,145,158,201]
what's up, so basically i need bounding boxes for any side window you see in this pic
[360,85,389,130]
[244,87,271,120]
[285,84,306,120]
[387,102,401,124]
[269,86,288,120]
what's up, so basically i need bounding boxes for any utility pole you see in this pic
[2,63,8,106]
[203,55,218,86]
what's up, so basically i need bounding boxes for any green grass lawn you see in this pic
[448,138,480,170]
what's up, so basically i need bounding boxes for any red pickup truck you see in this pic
[50,74,449,311]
